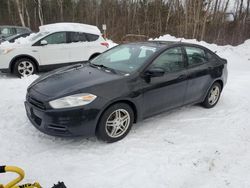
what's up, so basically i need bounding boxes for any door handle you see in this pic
[178,74,187,80]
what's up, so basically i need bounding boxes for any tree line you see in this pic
[0,0,250,45]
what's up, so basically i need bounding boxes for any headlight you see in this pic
[49,93,97,109]
[0,48,14,55]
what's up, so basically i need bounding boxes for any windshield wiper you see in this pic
[90,63,117,74]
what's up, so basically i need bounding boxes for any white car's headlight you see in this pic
[0,48,14,55]
[49,93,97,109]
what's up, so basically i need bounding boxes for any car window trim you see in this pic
[32,31,68,46]
[142,45,187,75]
[183,45,208,68]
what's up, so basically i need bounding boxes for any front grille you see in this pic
[48,124,67,132]
[27,94,46,110]
[47,124,71,135]
[34,115,42,126]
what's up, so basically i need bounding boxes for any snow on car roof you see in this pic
[39,22,101,35]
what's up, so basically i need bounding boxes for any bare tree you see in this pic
[37,0,44,25]
[16,0,26,26]
[57,0,64,22]
[0,0,249,45]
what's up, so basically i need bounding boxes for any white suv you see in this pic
[0,23,109,77]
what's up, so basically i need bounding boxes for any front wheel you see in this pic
[96,103,134,143]
[13,58,36,77]
[202,82,222,108]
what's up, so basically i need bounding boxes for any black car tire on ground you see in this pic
[13,58,36,77]
[202,82,222,108]
[96,103,134,143]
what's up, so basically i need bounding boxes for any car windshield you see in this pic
[0,27,11,37]
[91,44,158,73]
[29,32,49,42]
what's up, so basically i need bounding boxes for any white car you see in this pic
[0,23,109,77]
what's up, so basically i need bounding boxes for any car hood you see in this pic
[28,64,123,100]
[0,41,31,49]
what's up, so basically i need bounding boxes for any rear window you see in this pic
[69,32,99,42]
[185,46,207,66]
[69,32,88,42]
[206,51,218,62]
[86,33,99,41]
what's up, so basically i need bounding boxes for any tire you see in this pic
[96,103,134,143]
[202,82,222,108]
[13,58,36,77]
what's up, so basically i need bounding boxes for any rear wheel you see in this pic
[202,82,222,108]
[96,103,134,143]
[13,58,36,77]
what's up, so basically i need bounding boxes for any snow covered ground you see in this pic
[1,35,250,188]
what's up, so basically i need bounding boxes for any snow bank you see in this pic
[106,39,118,48]
[39,22,101,35]
[151,34,250,71]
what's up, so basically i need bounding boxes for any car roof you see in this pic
[39,22,101,35]
[0,25,30,29]
[126,41,210,50]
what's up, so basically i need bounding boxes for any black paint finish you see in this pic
[25,42,228,137]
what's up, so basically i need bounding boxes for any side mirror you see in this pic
[144,67,165,77]
[40,40,48,46]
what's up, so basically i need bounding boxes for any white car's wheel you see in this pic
[14,58,36,77]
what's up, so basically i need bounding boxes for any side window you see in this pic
[43,32,66,44]
[10,28,16,34]
[69,32,88,43]
[16,28,26,33]
[150,47,184,72]
[185,46,207,66]
[206,51,218,62]
[86,33,99,41]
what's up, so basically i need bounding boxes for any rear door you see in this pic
[68,32,105,62]
[142,47,188,117]
[183,45,212,104]
[67,32,90,62]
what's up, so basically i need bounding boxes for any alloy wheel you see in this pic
[17,61,34,76]
[208,85,220,105]
[105,109,131,138]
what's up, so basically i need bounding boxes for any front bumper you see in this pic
[24,101,100,137]
[0,53,12,71]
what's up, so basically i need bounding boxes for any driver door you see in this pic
[34,32,70,65]
[142,47,188,118]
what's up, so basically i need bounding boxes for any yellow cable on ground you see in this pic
[4,166,25,188]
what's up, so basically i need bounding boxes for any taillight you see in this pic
[101,42,109,48]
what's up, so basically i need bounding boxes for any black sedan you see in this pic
[25,41,228,142]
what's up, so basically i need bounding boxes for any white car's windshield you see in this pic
[91,44,158,73]
[29,32,49,42]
